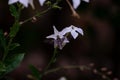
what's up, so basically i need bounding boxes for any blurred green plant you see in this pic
[0,0,61,79]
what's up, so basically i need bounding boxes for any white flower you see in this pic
[46,26,69,49]
[72,0,89,9]
[59,77,67,80]
[64,25,84,39]
[8,0,35,9]
[39,0,46,6]
[46,26,65,40]
[46,25,84,49]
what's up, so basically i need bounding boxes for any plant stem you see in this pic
[66,0,80,18]
[20,7,52,25]
[44,48,57,72]
[2,38,13,61]
[39,48,58,80]
[20,0,62,25]
[2,4,22,61]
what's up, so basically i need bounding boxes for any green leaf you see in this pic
[29,65,41,80]
[0,62,6,73]
[0,54,24,78]
[9,5,19,19]
[9,22,20,38]
[4,53,24,74]
[0,62,6,78]
[0,30,6,49]
[9,43,20,50]
[52,4,61,9]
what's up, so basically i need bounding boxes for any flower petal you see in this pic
[53,26,59,35]
[46,34,56,39]
[8,0,18,4]
[61,26,72,35]
[83,0,89,3]
[71,30,78,39]
[19,0,29,7]
[72,0,81,9]
[29,0,35,9]
[39,0,46,6]
[76,27,84,35]
[63,37,69,43]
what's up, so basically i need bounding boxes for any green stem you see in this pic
[39,48,58,80]
[2,4,22,61]
[20,7,52,25]
[20,0,62,25]
[2,38,13,61]
[44,48,57,71]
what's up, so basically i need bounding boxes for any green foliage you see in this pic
[52,4,61,9]
[0,53,24,78]
[4,53,24,73]
[29,65,41,80]
[9,5,21,38]
[9,5,19,19]
[0,62,6,75]
[9,22,20,38]
[0,30,6,50]
[9,43,20,50]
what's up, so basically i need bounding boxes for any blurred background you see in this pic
[0,0,120,80]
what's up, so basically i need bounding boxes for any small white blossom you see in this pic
[8,0,35,9]
[46,26,65,40]
[64,25,84,39]
[46,26,69,49]
[39,0,46,6]
[72,0,89,9]
[59,77,67,80]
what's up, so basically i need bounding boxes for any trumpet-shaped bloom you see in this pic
[46,26,69,49]
[72,0,89,9]
[64,25,84,39]
[8,0,35,9]
[39,0,46,6]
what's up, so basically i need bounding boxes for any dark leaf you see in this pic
[9,5,19,18]
[0,53,24,78]
[9,43,20,50]
[0,30,6,50]
[9,22,20,38]
[29,65,41,80]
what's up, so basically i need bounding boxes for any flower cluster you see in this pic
[46,25,84,49]
[8,0,90,9]
[8,0,46,9]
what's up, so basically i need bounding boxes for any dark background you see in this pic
[0,0,120,80]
